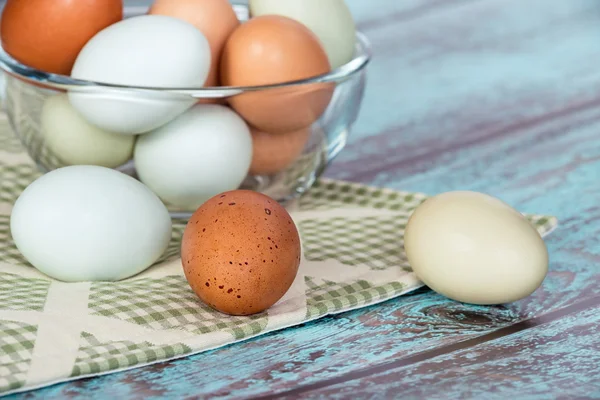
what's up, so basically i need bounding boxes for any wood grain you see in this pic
[281,297,600,399]
[10,0,600,398]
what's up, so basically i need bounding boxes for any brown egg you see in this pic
[220,15,334,133]
[149,0,239,87]
[182,190,301,316]
[0,0,123,75]
[250,126,311,176]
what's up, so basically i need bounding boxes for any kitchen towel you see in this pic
[0,115,558,395]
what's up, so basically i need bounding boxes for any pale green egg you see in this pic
[41,94,134,168]
[249,0,356,70]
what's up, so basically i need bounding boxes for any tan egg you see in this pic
[404,191,549,305]
[0,0,123,75]
[250,126,311,176]
[220,15,334,133]
[149,0,239,87]
[181,190,301,316]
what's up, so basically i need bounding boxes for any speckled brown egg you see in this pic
[181,190,301,316]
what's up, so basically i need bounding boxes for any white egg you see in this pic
[41,94,134,168]
[10,166,172,282]
[403,191,549,305]
[69,15,211,135]
[134,104,252,210]
[249,0,356,69]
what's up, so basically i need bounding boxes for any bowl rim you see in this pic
[0,3,372,99]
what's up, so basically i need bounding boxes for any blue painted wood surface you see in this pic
[10,0,600,398]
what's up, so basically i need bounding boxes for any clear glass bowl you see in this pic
[0,0,371,217]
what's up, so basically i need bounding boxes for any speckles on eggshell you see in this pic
[181,190,301,316]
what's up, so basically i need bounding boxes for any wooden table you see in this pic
[13,0,600,398]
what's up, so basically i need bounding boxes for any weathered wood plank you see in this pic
[334,0,600,186]
[9,0,600,398]
[290,298,600,399]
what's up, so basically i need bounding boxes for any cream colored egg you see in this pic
[404,191,549,305]
[41,94,134,168]
[249,0,356,69]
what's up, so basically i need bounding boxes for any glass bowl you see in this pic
[0,0,371,217]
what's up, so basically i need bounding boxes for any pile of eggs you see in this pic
[4,0,551,315]
[1,0,357,209]
[5,0,358,315]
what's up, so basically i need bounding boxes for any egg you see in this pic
[10,166,172,282]
[41,94,134,168]
[249,0,356,70]
[148,0,239,87]
[403,191,549,305]
[249,126,311,176]
[0,0,123,75]
[68,15,211,135]
[134,104,252,210]
[182,190,301,315]
[220,15,333,133]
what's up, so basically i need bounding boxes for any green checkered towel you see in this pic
[0,112,558,396]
